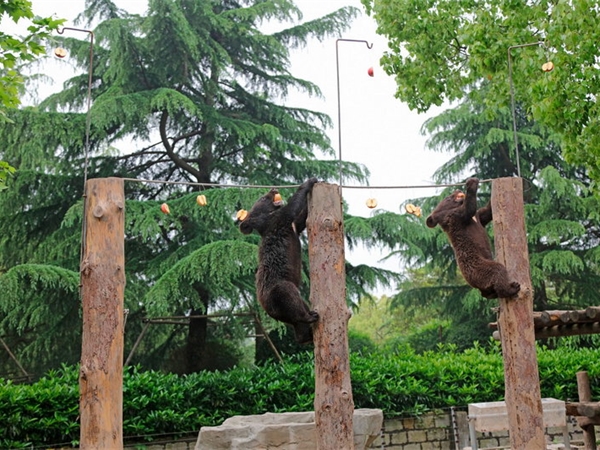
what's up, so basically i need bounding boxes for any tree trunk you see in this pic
[80,178,125,449]
[491,177,545,450]
[307,183,354,450]
[186,286,210,373]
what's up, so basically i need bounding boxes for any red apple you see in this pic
[367,67,374,77]
[160,203,170,214]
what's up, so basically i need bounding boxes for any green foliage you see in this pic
[403,319,451,354]
[0,160,15,191]
[0,1,65,188]
[1,365,79,448]
[0,264,80,377]
[347,329,377,355]
[255,327,313,364]
[386,88,600,347]
[361,0,600,182]
[0,0,409,378]
[0,1,65,114]
[144,240,257,317]
[3,346,600,447]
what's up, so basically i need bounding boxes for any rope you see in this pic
[121,177,494,190]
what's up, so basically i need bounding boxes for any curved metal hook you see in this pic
[507,41,544,179]
[56,26,95,301]
[336,39,374,190]
[55,27,95,187]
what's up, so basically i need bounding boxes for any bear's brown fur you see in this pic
[426,177,520,299]
[239,178,319,343]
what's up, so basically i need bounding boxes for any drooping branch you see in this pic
[159,110,204,181]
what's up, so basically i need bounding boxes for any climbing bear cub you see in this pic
[239,178,319,344]
[426,177,520,299]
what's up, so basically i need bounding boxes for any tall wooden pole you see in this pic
[492,177,545,449]
[576,371,597,449]
[80,177,125,449]
[307,183,354,450]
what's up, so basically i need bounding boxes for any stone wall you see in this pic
[366,409,584,449]
[125,410,585,450]
[367,409,470,449]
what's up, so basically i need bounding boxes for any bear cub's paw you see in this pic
[507,281,521,297]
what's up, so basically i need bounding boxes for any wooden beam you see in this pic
[585,306,600,319]
[80,178,125,449]
[535,322,600,339]
[0,337,30,380]
[540,309,578,326]
[566,401,600,419]
[307,183,354,450]
[491,177,545,450]
[539,309,600,326]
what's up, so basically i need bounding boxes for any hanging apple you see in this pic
[366,198,378,209]
[236,209,248,221]
[160,203,170,214]
[196,194,207,206]
[367,67,374,77]
[405,203,422,217]
[542,61,554,72]
[54,47,67,58]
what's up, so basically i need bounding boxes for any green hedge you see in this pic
[2,344,599,448]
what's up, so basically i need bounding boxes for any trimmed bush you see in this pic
[2,345,599,448]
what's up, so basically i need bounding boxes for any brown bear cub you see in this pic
[426,177,520,299]
[239,178,319,344]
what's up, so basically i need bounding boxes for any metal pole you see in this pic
[57,27,95,299]
[507,41,544,178]
[336,38,373,191]
[57,27,95,187]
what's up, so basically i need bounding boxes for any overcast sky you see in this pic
[8,0,452,296]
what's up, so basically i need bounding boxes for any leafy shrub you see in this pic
[405,318,450,353]
[348,329,377,355]
[254,326,312,363]
[2,345,600,448]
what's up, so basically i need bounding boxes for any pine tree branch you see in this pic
[159,110,203,181]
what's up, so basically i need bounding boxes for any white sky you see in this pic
[7,0,452,296]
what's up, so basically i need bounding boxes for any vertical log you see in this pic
[577,371,597,449]
[307,183,354,450]
[492,177,545,450]
[80,178,125,449]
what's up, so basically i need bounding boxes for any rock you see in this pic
[196,408,383,450]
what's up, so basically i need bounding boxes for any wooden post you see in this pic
[491,177,545,450]
[80,178,125,449]
[307,183,354,450]
[577,371,597,449]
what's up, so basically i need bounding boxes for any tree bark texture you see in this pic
[491,177,545,450]
[307,183,354,450]
[80,178,125,449]
[576,371,598,449]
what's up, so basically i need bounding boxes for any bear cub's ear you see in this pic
[239,220,253,235]
[426,216,437,228]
